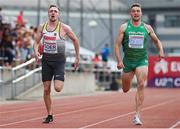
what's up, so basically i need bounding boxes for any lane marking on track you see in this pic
[0,100,89,114]
[79,99,178,129]
[0,92,178,128]
[0,92,121,114]
[169,121,180,129]
[0,101,121,127]
[0,99,177,127]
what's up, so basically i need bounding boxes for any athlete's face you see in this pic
[48,7,60,22]
[130,6,142,22]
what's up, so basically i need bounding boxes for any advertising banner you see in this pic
[148,56,180,88]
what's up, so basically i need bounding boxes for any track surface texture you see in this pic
[0,88,179,128]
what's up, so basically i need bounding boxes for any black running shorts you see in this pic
[42,59,65,82]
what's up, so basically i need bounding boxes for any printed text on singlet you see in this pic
[43,35,58,53]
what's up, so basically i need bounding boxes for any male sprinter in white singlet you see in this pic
[34,5,80,123]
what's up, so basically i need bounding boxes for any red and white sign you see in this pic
[148,56,180,88]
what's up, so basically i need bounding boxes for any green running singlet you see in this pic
[122,20,149,73]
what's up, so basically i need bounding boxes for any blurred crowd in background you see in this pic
[0,7,111,69]
[0,7,38,67]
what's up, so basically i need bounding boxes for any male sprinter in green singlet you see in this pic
[114,3,164,125]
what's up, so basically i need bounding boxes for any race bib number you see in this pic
[43,42,57,53]
[129,35,144,48]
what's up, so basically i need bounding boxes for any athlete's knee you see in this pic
[44,88,51,95]
[55,85,63,92]
[55,88,62,92]
[137,82,145,90]
[122,83,130,93]
[54,80,64,92]
[122,88,130,93]
[122,85,130,93]
[55,87,62,92]
[43,81,51,95]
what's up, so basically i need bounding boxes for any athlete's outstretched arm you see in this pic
[66,26,80,70]
[114,24,126,69]
[145,24,165,60]
[33,25,43,62]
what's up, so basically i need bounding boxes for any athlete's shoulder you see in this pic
[38,22,47,31]
[36,22,47,39]
[120,22,128,32]
[61,22,72,31]
[39,22,48,28]
[121,22,128,27]
[143,22,151,28]
[144,22,154,34]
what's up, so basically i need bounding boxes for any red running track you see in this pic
[0,88,180,128]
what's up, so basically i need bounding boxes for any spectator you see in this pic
[23,31,33,60]
[101,43,110,68]
[1,26,16,66]
[17,10,25,27]
[0,7,3,23]
[16,28,28,63]
[0,7,4,44]
[92,53,101,69]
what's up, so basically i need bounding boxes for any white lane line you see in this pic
[169,121,180,129]
[0,100,89,114]
[0,101,119,127]
[0,92,120,114]
[79,99,178,129]
[1,91,176,128]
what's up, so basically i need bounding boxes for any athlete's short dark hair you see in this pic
[49,5,60,11]
[130,3,141,9]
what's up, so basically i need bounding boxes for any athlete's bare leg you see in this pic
[121,71,134,92]
[54,80,64,92]
[135,66,148,117]
[43,81,52,115]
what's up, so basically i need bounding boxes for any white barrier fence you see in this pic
[0,57,121,100]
